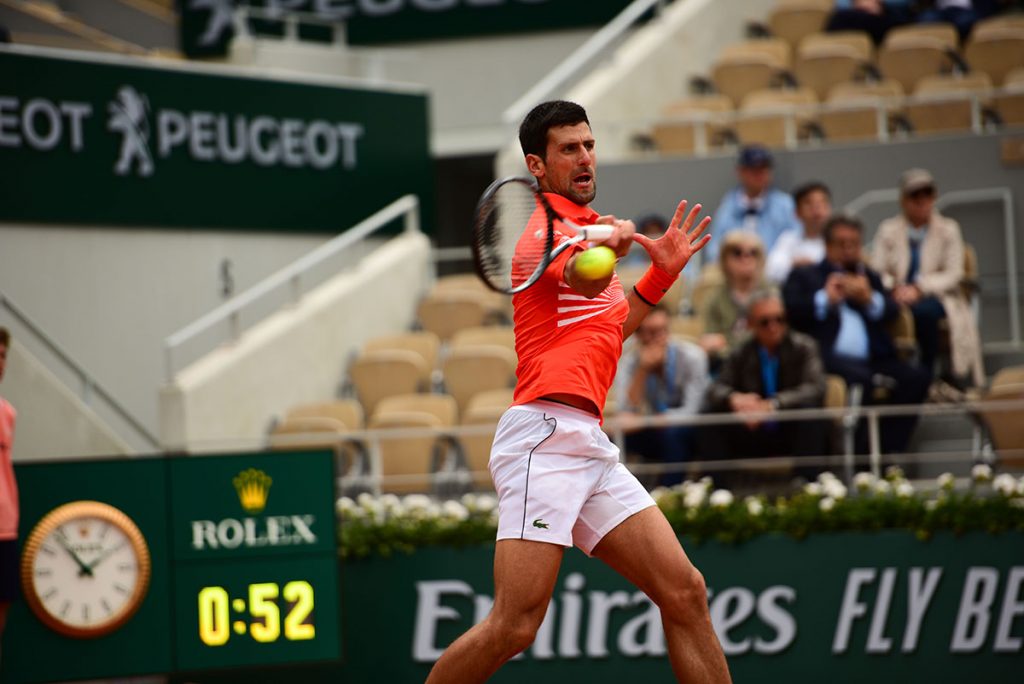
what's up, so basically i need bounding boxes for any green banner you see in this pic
[0,47,432,233]
[179,0,635,56]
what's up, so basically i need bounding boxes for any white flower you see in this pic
[682,481,707,509]
[357,492,376,508]
[403,494,433,511]
[441,500,469,521]
[474,495,498,513]
[853,472,876,492]
[924,499,938,511]
[709,489,734,508]
[993,473,1018,497]
[651,487,672,505]
[822,479,848,500]
[819,497,835,512]
[699,476,713,490]
[885,465,905,481]
[972,463,993,483]
[1018,476,1024,496]
[745,496,764,516]
[817,472,840,483]
[336,496,356,514]
[804,482,824,497]
[380,493,401,509]
[896,481,915,498]
[874,480,892,495]
[936,472,955,491]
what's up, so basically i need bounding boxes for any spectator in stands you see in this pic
[871,168,984,387]
[0,327,18,652]
[917,1,996,40]
[703,291,828,463]
[783,215,930,454]
[621,213,668,268]
[615,306,709,485]
[766,181,832,285]
[699,232,772,366]
[705,145,801,264]
[827,0,912,45]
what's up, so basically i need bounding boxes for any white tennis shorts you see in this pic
[490,400,655,556]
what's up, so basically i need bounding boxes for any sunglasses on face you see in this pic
[729,248,761,259]
[907,188,935,200]
[755,315,786,328]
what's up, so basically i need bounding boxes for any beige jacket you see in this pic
[871,211,984,385]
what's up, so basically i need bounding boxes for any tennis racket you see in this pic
[472,176,614,295]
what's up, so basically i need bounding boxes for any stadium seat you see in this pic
[976,367,1024,466]
[818,103,890,142]
[915,72,993,97]
[712,39,792,106]
[268,416,346,451]
[878,34,960,93]
[825,374,848,410]
[669,315,704,341]
[458,389,513,489]
[828,79,905,102]
[431,272,508,322]
[964,28,1024,87]
[349,349,428,417]
[969,14,1024,41]
[417,291,490,341]
[993,89,1024,128]
[442,345,517,415]
[888,305,918,362]
[450,325,516,355]
[370,392,460,494]
[651,95,735,155]
[794,41,871,100]
[903,93,982,135]
[885,22,960,51]
[286,399,364,430]
[363,331,440,385]
[735,87,819,147]
[800,31,874,61]
[768,1,829,50]
[280,402,371,492]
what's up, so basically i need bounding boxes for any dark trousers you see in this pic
[824,353,931,455]
[910,296,945,375]
[625,426,692,487]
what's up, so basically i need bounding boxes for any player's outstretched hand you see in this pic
[633,200,711,276]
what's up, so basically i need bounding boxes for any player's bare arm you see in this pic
[563,216,635,298]
[621,200,711,339]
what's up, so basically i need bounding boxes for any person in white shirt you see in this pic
[766,182,832,285]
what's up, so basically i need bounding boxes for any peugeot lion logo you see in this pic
[107,85,154,177]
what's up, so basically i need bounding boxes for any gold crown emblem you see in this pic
[233,468,272,514]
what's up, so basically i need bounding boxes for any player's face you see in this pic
[797,190,832,236]
[533,122,596,205]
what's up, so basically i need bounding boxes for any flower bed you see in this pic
[337,465,1024,559]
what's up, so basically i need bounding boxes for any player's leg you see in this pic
[592,506,732,683]
[424,538,563,684]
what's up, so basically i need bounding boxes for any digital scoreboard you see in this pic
[3,450,341,684]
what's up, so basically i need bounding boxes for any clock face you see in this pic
[21,501,151,639]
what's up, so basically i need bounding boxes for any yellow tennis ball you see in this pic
[575,245,617,280]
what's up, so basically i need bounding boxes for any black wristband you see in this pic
[632,285,656,307]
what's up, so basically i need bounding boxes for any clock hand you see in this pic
[83,542,126,573]
[53,533,94,578]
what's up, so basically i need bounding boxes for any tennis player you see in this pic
[426,101,731,683]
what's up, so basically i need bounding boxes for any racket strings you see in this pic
[474,180,552,293]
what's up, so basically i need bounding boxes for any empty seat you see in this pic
[800,30,874,61]
[651,95,735,155]
[915,72,993,97]
[828,79,905,102]
[669,315,704,340]
[965,29,1024,87]
[818,102,891,142]
[363,331,440,385]
[903,93,981,135]
[735,88,818,147]
[768,1,829,50]
[878,35,959,93]
[720,38,792,67]
[268,416,346,451]
[993,89,1024,127]
[431,273,508,322]
[371,393,459,494]
[286,399,364,430]
[795,42,871,100]
[885,22,960,51]
[712,39,791,106]
[374,392,458,426]
[450,325,516,355]
[970,14,1024,41]
[1005,67,1024,89]
[417,291,489,342]
[459,389,514,490]
[349,349,428,417]
[976,367,1024,466]
[442,345,517,416]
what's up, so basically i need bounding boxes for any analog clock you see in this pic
[20,500,152,639]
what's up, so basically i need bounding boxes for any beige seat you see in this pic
[652,95,735,155]
[977,367,1024,466]
[363,331,440,385]
[878,35,958,93]
[825,374,848,410]
[417,291,489,342]
[828,79,905,102]
[450,326,516,355]
[442,345,517,416]
[371,393,459,494]
[712,40,791,106]
[768,2,829,50]
[886,22,960,51]
[286,399,364,430]
[904,93,980,135]
[965,29,1024,87]
[280,401,369,485]
[735,88,819,147]
[349,349,427,418]
[795,42,869,100]
[915,72,993,97]
[669,315,704,340]
[819,80,903,142]
[970,14,1024,41]
[268,416,346,451]
[459,389,514,490]
[1006,67,1024,89]
[801,31,874,61]
[431,273,508,323]
[888,305,917,362]
[994,89,1024,127]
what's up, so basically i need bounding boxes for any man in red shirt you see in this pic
[426,101,730,683]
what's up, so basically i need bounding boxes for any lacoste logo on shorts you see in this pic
[532,518,549,529]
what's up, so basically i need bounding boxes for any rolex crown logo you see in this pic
[233,468,272,514]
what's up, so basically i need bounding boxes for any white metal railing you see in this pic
[0,291,159,450]
[163,195,420,381]
[844,186,1020,347]
[501,0,668,127]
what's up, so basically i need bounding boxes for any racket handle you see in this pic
[575,224,614,241]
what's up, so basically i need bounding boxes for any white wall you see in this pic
[228,29,595,156]
[0,224,383,439]
[2,341,129,461]
[160,230,433,451]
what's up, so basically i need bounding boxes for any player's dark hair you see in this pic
[0,326,8,347]
[519,100,590,160]
[823,214,863,244]
[793,181,831,207]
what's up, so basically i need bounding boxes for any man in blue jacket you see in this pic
[705,145,801,264]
